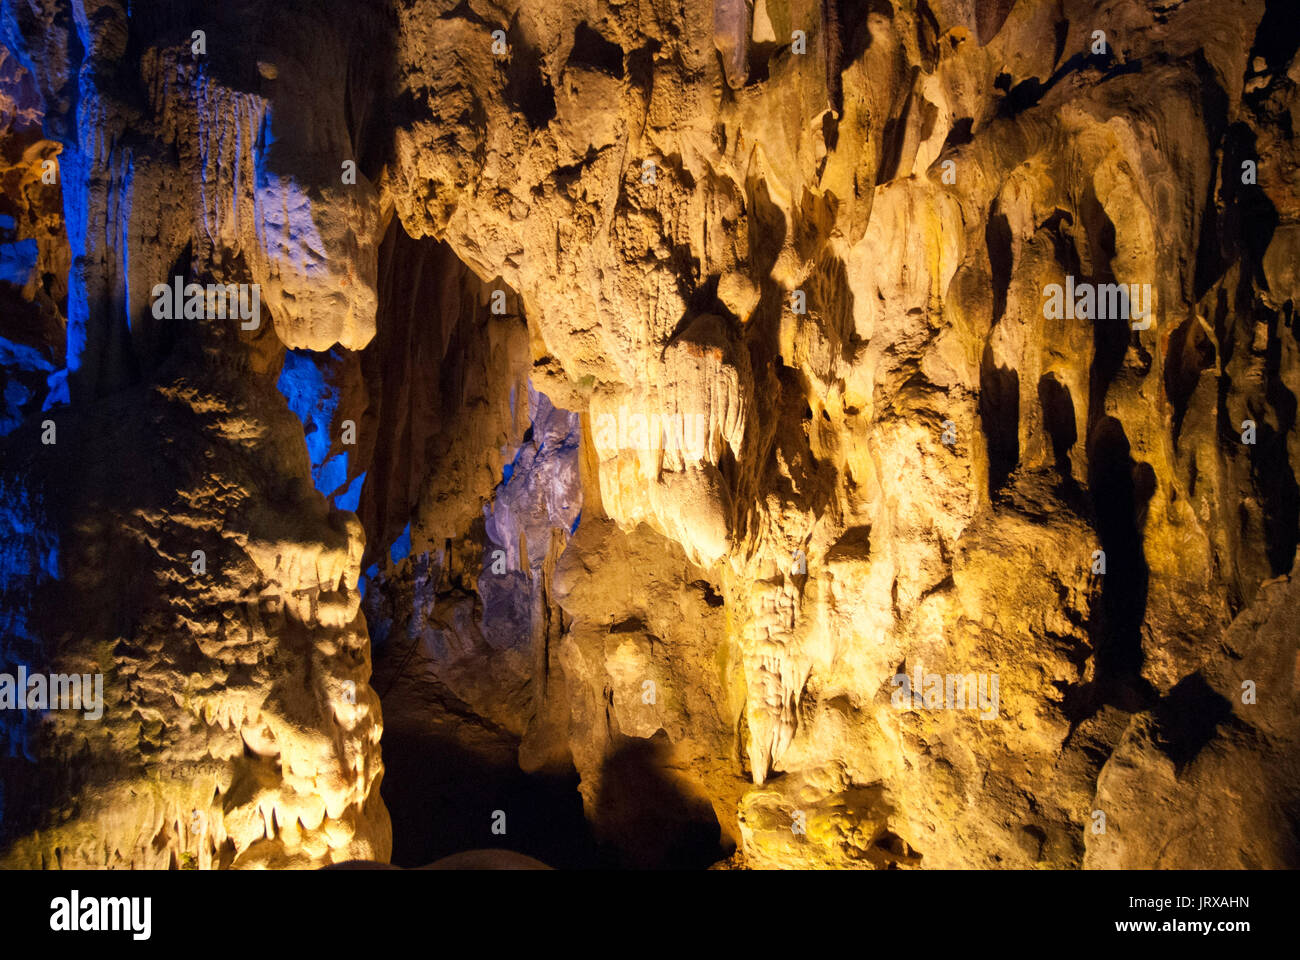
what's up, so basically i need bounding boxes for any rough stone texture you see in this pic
[2,0,1299,869]
[0,0,392,868]
[377,0,1300,868]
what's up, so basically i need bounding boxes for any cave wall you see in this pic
[1,0,1299,869]
[0,0,393,868]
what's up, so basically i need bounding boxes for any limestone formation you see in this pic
[1,0,1297,869]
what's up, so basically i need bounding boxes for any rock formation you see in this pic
[1,0,1297,869]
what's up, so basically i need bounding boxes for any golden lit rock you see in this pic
[1,0,1298,872]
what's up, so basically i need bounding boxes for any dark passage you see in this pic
[1086,416,1154,690]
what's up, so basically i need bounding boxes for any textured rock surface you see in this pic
[2,0,1298,869]
[0,0,392,868]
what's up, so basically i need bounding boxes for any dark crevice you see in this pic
[341,3,394,182]
[823,0,879,112]
[503,27,555,129]
[626,41,659,96]
[437,0,489,26]
[1052,17,1068,66]
[1038,373,1077,482]
[979,343,1019,496]
[941,116,974,151]
[876,72,919,185]
[381,723,599,868]
[826,525,872,563]
[993,48,1142,121]
[568,22,624,78]
[1255,310,1300,574]
[744,44,775,86]
[691,579,725,606]
[1078,220,1130,434]
[1213,287,1236,447]
[835,0,878,66]
[1085,417,1153,687]
[916,0,940,72]
[594,734,731,869]
[986,209,1012,324]
[1191,57,1233,300]
[1164,313,1216,446]
[822,109,840,154]
[1250,0,1300,76]
[1152,673,1235,775]
[996,75,1045,117]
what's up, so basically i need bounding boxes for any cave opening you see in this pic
[344,226,608,867]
